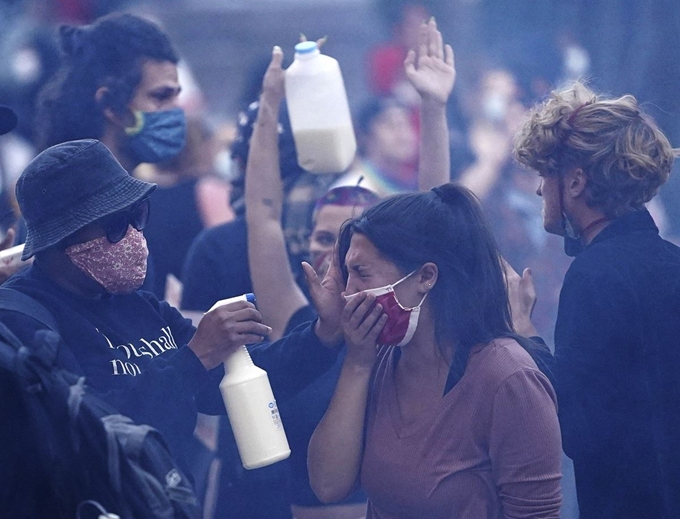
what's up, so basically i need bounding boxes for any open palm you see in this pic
[302,243,346,343]
[404,19,456,105]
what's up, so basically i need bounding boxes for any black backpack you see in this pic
[0,288,202,519]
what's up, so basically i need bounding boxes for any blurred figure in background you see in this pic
[141,115,234,299]
[337,97,418,196]
[0,106,21,269]
[458,66,571,342]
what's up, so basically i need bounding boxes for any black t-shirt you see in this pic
[181,216,251,311]
[145,179,205,298]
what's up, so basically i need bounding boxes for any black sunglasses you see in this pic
[98,197,151,244]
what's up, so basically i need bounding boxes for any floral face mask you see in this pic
[65,227,148,294]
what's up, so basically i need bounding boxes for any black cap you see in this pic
[16,139,157,260]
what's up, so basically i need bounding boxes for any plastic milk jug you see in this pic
[210,294,291,469]
[285,41,357,174]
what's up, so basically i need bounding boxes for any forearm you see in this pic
[418,98,450,191]
[245,93,308,337]
[308,358,372,503]
[244,94,284,220]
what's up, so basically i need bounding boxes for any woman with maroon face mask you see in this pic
[307,184,563,519]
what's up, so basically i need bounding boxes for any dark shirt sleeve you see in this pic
[194,320,340,414]
[283,304,317,336]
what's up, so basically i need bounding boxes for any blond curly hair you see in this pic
[514,82,676,218]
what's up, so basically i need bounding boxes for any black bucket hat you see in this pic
[16,139,157,260]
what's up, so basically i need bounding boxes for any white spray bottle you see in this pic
[209,294,291,469]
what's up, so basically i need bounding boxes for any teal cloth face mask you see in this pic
[125,108,186,164]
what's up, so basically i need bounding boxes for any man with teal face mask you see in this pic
[36,12,186,172]
[35,13,189,294]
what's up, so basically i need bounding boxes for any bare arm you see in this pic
[245,47,308,340]
[404,19,456,191]
[308,292,386,503]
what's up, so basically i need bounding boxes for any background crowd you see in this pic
[1,1,679,519]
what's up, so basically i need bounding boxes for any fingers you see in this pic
[365,313,388,344]
[302,261,319,286]
[342,291,369,322]
[501,256,520,283]
[428,18,442,59]
[354,301,385,342]
[209,300,253,313]
[418,21,428,63]
[270,45,283,67]
[342,292,385,342]
[343,292,381,332]
[404,49,416,77]
[210,305,270,331]
[444,44,455,68]
[231,319,272,339]
[522,268,537,299]
[230,307,263,323]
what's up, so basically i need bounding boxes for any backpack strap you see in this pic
[0,288,84,377]
[0,287,59,332]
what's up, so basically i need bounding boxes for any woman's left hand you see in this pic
[404,18,455,105]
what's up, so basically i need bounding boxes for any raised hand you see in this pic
[302,243,346,347]
[404,18,455,105]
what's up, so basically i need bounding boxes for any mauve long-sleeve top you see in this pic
[360,338,562,519]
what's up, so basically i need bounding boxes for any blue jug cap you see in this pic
[295,41,318,54]
[245,293,257,305]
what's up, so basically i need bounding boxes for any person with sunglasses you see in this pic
[0,139,344,480]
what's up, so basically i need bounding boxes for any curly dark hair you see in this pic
[514,82,676,218]
[36,12,179,151]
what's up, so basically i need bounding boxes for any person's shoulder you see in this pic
[469,338,541,385]
[185,217,246,269]
[195,217,246,247]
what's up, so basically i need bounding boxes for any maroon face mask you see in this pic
[66,227,148,294]
[344,270,427,347]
